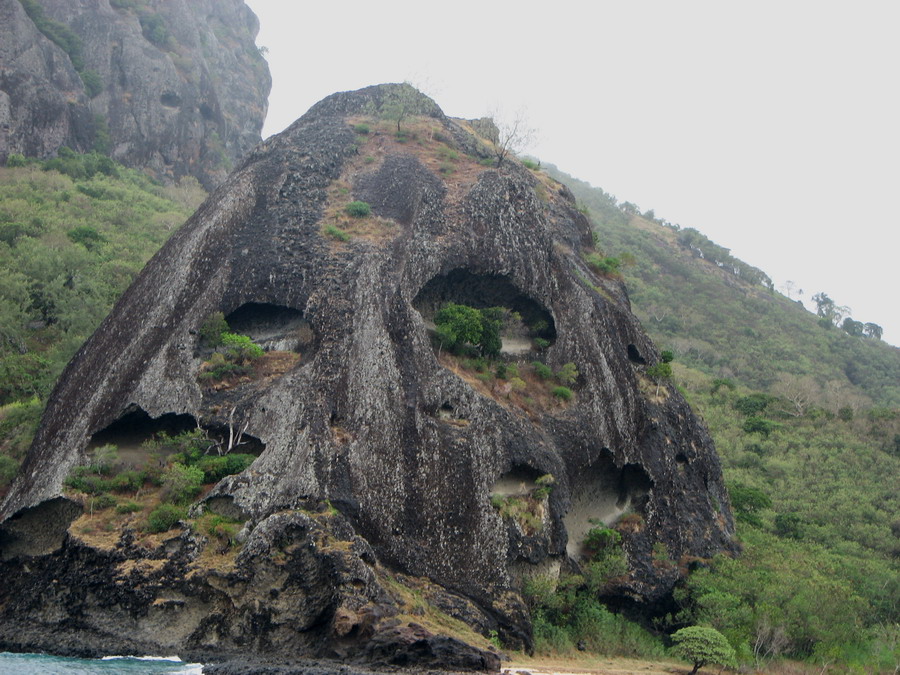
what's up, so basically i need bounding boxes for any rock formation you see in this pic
[0,0,270,188]
[0,84,735,670]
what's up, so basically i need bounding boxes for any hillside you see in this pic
[537,162,899,671]
[0,154,205,492]
[543,163,900,409]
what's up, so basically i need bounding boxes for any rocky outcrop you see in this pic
[0,84,735,668]
[0,0,270,188]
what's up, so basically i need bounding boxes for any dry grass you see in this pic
[503,653,689,675]
[437,352,573,421]
[200,350,301,392]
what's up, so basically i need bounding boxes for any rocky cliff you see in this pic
[0,0,270,188]
[0,85,735,670]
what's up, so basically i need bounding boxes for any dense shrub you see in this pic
[147,504,185,533]
[551,386,573,401]
[199,312,229,347]
[221,332,264,363]
[344,201,371,217]
[195,453,255,482]
[532,361,553,380]
[161,463,204,504]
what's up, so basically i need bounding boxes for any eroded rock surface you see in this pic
[0,84,735,668]
[0,0,270,188]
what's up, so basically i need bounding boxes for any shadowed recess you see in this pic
[225,303,315,354]
[564,450,653,557]
[413,269,557,356]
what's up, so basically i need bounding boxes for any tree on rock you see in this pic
[671,626,736,675]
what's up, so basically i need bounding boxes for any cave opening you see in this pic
[413,269,556,355]
[627,344,646,365]
[225,302,315,355]
[88,407,265,465]
[563,450,653,558]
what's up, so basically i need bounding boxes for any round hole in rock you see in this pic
[159,91,181,108]
[413,269,556,356]
[492,466,543,497]
[627,344,646,365]
[225,303,315,355]
[563,450,653,558]
[89,409,197,454]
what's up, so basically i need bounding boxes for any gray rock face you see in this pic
[0,0,270,188]
[0,85,735,664]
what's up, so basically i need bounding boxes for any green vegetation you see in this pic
[543,162,900,406]
[0,154,203,435]
[147,504,185,533]
[551,386,573,401]
[670,626,737,675]
[533,162,900,671]
[344,201,371,218]
[323,223,351,242]
[524,573,665,658]
[60,427,255,538]
[434,302,503,358]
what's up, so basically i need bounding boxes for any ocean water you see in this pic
[0,653,203,674]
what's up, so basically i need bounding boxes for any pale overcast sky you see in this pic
[245,0,899,346]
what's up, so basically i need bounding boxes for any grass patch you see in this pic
[323,223,351,242]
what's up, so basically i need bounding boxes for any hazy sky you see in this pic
[245,0,898,346]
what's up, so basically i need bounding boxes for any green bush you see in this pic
[532,361,553,380]
[585,253,622,276]
[0,455,20,487]
[147,504,185,533]
[522,158,540,171]
[742,416,778,437]
[670,626,737,675]
[556,362,579,385]
[583,526,621,555]
[221,332,264,363]
[195,453,255,482]
[109,470,146,493]
[323,224,351,242]
[344,201,371,217]
[161,462,204,504]
[353,123,370,134]
[552,386,573,401]
[80,69,104,98]
[92,494,117,510]
[199,312,229,347]
[5,154,27,168]
[533,337,550,350]
[115,500,143,514]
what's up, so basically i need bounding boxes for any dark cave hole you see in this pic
[413,269,556,355]
[0,497,83,561]
[675,452,688,464]
[159,91,181,108]
[563,450,653,557]
[491,465,544,497]
[88,407,265,464]
[199,102,215,120]
[424,401,468,425]
[627,344,646,365]
[225,302,315,355]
